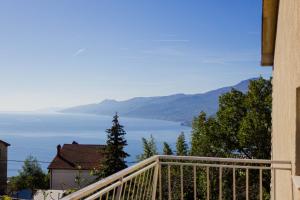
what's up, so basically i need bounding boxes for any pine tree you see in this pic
[97,113,129,178]
[163,142,173,155]
[137,135,158,161]
[176,132,188,156]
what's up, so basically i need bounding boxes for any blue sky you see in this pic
[0,0,271,111]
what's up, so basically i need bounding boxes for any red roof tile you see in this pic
[48,143,106,170]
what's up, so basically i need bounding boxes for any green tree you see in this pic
[97,113,129,178]
[190,77,272,199]
[8,156,49,194]
[192,78,272,160]
[191,112,223,157]
[163,142,173,155]
[217,89,247,157]
[238,78,272,159]
[176,132,188,156]
[137,135,157,161]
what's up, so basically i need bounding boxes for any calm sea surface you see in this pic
[0,112,191,176]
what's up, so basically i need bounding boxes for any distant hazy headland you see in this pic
[61,78,254,125]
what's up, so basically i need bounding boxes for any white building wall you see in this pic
[272,0,300,199]
[50,169,97,190]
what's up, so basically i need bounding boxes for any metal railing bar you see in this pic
[146,168,153,200]
[180,165,184,200]
[219,167,222,200]
[84,180,122,200]
[61,155,293,200]
[130,176,138,200]
[123,162,158,183]
[61,156,159,200]
[260,169,263,200]
[207,166,210,200]
[116,178,124,200]
[158,155,292,165]
[112,187,116,200]
[246,168,249,200]
[142,168,151,200]
[134,173,142,200]
[168,164,171,200]
[138,170,146,200]
[160,162,291,170]
[126,179,132,200]
[122,180,128,200]
[233,167,236,200]
[151,161,159,200]
[145,169,152,200]
[159,164,162,200]
[193,165,197,200]
[146,167,155,200]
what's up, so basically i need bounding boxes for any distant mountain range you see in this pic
[61,78,254,125]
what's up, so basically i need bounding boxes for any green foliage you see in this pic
[137,135,158,161]
[217,89,247,156]
[96,113,129,179]
[238,78,272,159]
[190,77,272,199]
[136,78,271,200]
[1,195,12,200]
[191,112,223,157]
[191,77,272,160]
[8,156,49,194]
[176,132,188,156]
[163,142,173,155]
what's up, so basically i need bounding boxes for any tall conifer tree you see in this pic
[97,113,129,178]
[137,135,157,161]
[163,142,173,155]
[176,132,188,156]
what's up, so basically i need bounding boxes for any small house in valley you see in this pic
[48,141,106,190]
[0,140,10,195]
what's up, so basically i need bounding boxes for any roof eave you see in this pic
[0,140,10,146]
[261,0,280,66]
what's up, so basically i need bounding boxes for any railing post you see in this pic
[159,163,162,200]
[219,167,222,200]
[233,167,236,200]
[115,178,123,200]
[152,157,159,200]
[60,156,292,200]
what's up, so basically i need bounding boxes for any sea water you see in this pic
[0,112,191,176]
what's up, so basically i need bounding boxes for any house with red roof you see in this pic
[48,141,106,190]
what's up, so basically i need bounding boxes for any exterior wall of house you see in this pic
[272,0,300,199]
[50,169,97,190]
[0,143,8,194]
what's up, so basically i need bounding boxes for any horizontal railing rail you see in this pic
[61,155,292,200]
[158,155,291,200]
[158,155,291,165]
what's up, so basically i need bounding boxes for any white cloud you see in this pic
[73,48,86,57]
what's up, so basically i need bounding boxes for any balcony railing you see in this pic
[61,155,292,200]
